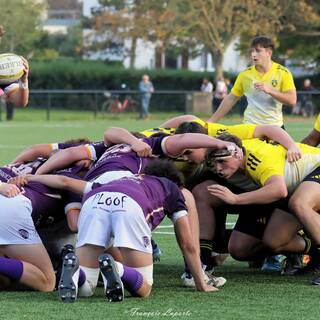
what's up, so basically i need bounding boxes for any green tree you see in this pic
[173,0,320,80]
[0,0,46,54]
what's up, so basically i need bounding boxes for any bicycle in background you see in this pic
[101,85,138,114]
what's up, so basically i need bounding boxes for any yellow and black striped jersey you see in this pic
[242,138,320,193]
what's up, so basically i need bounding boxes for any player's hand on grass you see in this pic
[286,144,302,162]
[131,140,153,157]
[207,184,238,205]
[0,183,22,197]
[196,283,219,292]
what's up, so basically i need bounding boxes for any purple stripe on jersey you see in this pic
[84,136,167,181]
[0,257,23,281]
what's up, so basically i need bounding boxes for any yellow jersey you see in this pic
[243,138,320,193]
[314,114,320,133]
[231,62,295,126]
[192,119,257,140]
[140,127,176,137]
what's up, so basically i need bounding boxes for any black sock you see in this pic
[200,239,213,269]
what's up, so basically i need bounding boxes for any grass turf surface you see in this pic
[0,111,318,320]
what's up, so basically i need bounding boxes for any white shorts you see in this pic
[92,170,134,184]
[0,194,42,245]
[77,192,152,254]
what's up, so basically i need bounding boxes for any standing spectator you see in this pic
[300,79,315,117]
[201,78,213,93]
[207,36,296,126]
[138,74,154,120]
[212,77,228,111]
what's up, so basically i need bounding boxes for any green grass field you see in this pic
[0,111,318,320]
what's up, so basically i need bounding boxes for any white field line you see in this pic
[154,222,235,235]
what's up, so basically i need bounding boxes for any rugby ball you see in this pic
[0,53,24,85]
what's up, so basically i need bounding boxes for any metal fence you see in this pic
[1,89,320,121]
[27,89,191,120]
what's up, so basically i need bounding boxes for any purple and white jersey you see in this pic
[83,174,186,231]
[0,141,93,183]
[23,165,84,227]
[0,158,47,183]
[84,136,167,181]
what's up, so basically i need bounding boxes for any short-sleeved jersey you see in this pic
[23,165,84,227]
[84,136,167,181]
[242,138,320,193]
[192,119,257,140]
[142,120,257,141]
[313,114,320,133]
[0,141,95,183]
[231,62,295,126]
[83,174,187,231]
[140,127,176,137]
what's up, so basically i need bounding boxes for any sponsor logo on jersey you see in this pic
[142,236,150,248]
[19,229,29,239]
[271,79,278,87]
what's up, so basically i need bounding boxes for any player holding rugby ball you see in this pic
[0,53,29,107]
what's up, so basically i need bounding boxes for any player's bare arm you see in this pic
[207,93,240,123]
[159,115,199,128]
[104,127,152,157]
[254,83,296,106]
[12,144,54,163]
[253,125,301,162]
[174,215,217,292]
[164,133,240,158]
[207,175,287,205]
[35,146,89,174]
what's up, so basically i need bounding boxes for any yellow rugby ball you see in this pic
[0,53,24,85]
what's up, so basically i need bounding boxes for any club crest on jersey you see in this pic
[19,229,29,239]
[142,236,150,248]
[271,79,278,87]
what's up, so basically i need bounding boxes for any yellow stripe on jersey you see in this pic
[314,114,320,133]
[243,138,320,191]
[231,62,295,126]
[140,127,176,137]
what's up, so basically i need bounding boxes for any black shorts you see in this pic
[232,199,289,239]
[302,166,320,183]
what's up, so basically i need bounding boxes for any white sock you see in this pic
[78,266,99,297]
[115,261,124,277]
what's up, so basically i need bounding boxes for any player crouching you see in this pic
[19,159,218,302]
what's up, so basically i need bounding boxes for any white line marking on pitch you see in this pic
[157,222,235,229]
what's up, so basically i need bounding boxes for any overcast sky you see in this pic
[82,0,99,16]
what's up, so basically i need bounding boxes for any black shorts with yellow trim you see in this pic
[302,166,320,183]
[231,199,289,240]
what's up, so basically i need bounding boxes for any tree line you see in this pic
[0,0,319,80]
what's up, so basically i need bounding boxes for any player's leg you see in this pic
[193,180,227,269]
[262,208,304,253]
[0,194,55,291]
[289,180,320,278]
[180,187,226,288]
[228,209,271,261]
[1,244,55,292]
[110,193,155,298]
